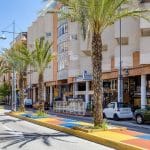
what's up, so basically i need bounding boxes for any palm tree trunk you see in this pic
[19,72,25,111]
[92,32,103,126]
[38,72,44,102]
[38,72,45,112]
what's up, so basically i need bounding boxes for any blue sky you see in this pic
[0,0,45,50]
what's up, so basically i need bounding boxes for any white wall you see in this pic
[114,17,140,68]
[27,13,54,86]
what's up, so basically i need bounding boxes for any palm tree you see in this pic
[0,58,11,104]
[3,43,31,111]
[48,0,148,126]
[30,38,53,108]
[0,59,10,76]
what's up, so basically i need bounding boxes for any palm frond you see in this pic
[58,0,150,34]
[31,38,54,74]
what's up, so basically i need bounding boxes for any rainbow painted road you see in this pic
[19,112,150,150]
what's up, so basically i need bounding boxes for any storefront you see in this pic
[102,65,150,110]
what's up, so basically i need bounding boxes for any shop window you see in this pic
[78,83,86,91]
[89,81,93,90]
[111,80,117,90]
[147,80,150,92]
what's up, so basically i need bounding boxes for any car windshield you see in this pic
[117,103,130,108]
[146,105,150,110]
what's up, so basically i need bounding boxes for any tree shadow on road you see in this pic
[0,118,22,124]
[0,131,75,149]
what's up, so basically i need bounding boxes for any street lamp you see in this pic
[0,33,7,40]
[118,10,123,103]
[0,21,17,111]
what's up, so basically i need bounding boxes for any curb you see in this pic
[6,112,144,150]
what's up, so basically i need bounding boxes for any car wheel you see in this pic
[113,114,119,121]
[136,115,144,124]
[103,113,106,119]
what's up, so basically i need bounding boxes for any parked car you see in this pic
[134,105,150,124]
[24,98,33,108]
[103,102,133,120]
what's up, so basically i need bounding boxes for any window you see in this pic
[116,37,128,45]
[58,53,68,71]
[141,28,150,37]
[111,80,117,90]
[71,34,78,40]
[58,23,68,37]
[46,32,51,37]
[107,103,115,108]
[58,41,68,53]
[102,44,108,51]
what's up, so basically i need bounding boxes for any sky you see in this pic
[0,0,46,50]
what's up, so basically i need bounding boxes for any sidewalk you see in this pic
[7,110,150,150]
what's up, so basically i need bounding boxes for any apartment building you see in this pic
[102,1,150,109]
[26,1,150,112]
[27,1,58,106]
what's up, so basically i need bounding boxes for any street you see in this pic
[0,109,114,150]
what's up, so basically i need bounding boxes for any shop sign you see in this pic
[75,70,93,82]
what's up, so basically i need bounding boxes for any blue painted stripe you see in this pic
[136,135,150,140]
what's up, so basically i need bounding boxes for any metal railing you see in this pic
[53,99,86,115]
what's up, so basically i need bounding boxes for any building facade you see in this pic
[27,1,58,107]
[26,1,150,113]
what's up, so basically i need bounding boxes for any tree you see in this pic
[0,83,10,100]
[3,43,31,111]
[30,38,53,107]
[0,59,10,76]
[48,0,149,126]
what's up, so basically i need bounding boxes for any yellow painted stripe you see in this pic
[74,121,92,126]
[36,118,57,122]
[89,131,138,142]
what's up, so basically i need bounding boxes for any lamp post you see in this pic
[0,21,17,111]
[118,13,123,103]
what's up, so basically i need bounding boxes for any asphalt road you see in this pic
[0,109,114,150]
